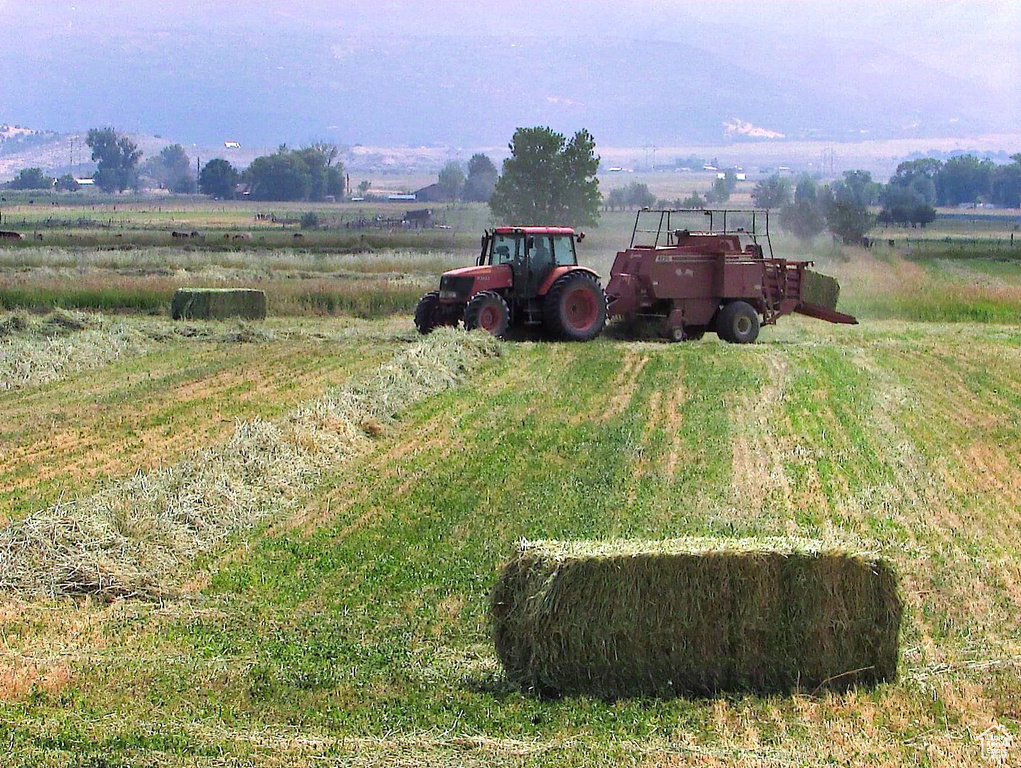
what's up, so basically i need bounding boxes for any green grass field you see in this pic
[2,200,1021,765]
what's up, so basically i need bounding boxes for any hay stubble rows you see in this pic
[1,261,1021,763]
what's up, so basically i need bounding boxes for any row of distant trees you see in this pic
[1,125,603,226]
[746,171,885,244]
[599,153,1021,243]
[3,129,349,202]
[743,155,1021,243]
[7,126,1020,241]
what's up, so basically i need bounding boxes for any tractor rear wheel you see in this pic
[414,291,443,334]
[464,291,510,338]
[717,301,760,344]
[543,272,607,341]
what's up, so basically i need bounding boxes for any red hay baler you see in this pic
[605,208,857,342]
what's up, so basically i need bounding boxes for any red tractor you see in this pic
[414,226,607,341]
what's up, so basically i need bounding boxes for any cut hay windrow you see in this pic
[492,538,901,698]
[0,329,501,599]
[171,288,268,320]
[0,310,149,392]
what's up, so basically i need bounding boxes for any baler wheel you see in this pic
[667,325,706,342]
[717,301,760,344]
[464,291,510,338]
[543,272,607,341]
[414,291,442,335]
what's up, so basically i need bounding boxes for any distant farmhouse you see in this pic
[413,183,455,203]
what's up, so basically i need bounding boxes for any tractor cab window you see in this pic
[528,235,554,272]
[490,234,519,265]
[551,235,576,266]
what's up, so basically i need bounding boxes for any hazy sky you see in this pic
[1,1,1017,147]
[5,1,1014,91]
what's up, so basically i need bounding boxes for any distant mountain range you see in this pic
[0,17,1014,152]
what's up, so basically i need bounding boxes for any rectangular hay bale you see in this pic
[171,288,267,320]
[801,270,841,311]
[491,538,901,698]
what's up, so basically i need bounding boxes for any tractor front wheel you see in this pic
[717,301,760,344]
[414,291,443,334]
[543,272,607,341]
[464,291,510,338]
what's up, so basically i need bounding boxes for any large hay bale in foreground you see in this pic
[491,539,901,698]
[802,270,841,311]
[171,288,267,320]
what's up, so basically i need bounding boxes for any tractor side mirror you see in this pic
[577,232,586,242]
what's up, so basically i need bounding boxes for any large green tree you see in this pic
[489,127,601,226]
[463,153,498,202]
[935,155,994,205]
[830,170,881,207]
[437,160,465,200]
[878,186,935,227]
[706,172,737,204]
[246,152,310,201]
[142,144,195,193]
[887,159,940,206]
[879,180,936,228]
[779,177,826,243]
[822,183,875,244]
[295,143,343,201]
[6,167,53,190]
[55,174,80,192]
[198,158,240,199]
[86,128,141,192]
[606,181,655,210]
[991,154,1021,209]
[750,174,791,209]
[821,171,878,244]
[244,144,343,202]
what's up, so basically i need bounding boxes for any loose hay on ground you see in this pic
[491,538,901,698]
[0,310,148,392]
[0,329,501,599]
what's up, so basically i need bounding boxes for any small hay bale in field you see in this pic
[802,270,841,311]
[171,288,268,320]
[491,538,901,698]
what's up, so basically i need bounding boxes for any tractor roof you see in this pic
[494,226,576,235]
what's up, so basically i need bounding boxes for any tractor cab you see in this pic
[476,227,581,297]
